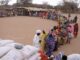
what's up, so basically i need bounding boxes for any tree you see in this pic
[55,0,79,13]
[19,0,32,5]
[41,2,53,9]
[0,0,11,5]
[16,0,32,7]
[62,1,78,13]
[42,2,48,8]
[5,0,11,5]
[0,0,5,5]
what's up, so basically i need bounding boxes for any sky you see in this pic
[9,0,16,5]
[8,0,80,7]
[32,0,63,6]
[9,0,63,6]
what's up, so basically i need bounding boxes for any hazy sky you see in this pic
[9,0,63,6]
[9,0,16,5]
[32,0,63,6]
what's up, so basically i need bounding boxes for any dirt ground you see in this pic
[0,16,57,44]
[0,14,80,55]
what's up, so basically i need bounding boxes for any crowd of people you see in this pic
[33,14,79,60]
[28,11,58,20]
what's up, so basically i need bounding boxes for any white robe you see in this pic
[33,35,40,48]
[68,54,80,60]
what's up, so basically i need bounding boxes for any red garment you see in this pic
[67,26,72,33]
[57,26,61,35]
[38,50,48,60]
[74,32,78,37]
[74,23,78,32]
[74,23,78,37]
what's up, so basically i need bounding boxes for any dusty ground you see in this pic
[0,16,57,45]
[0,14,80,55]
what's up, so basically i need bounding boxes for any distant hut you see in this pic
[0,7,14,17]
[16,7,55,16]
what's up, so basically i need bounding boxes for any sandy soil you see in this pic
[0,14,80,55]
[0,16,57,45]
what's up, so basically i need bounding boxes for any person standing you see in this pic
[68,13,71,21]
[40,30,47,52]
[74,21,79,38]
[67,24,72,44]
[73,16,78,23]
[33,30,42,48]
[45,34,55,57]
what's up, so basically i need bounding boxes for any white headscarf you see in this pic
[36,30,42,34]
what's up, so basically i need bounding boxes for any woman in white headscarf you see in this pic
[33,30,42,48]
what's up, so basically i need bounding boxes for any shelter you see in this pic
[16,7,55,16]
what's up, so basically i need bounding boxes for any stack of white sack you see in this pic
[6,43,24,49]
[21,45,41,60]
[28,53,41,60]
[0,46,12,58]
[1,48,24,60]
[0,40,24,49]
[0,40,41,60]
[0,40,15,47]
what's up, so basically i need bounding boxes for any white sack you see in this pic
[6,43,24,49]
[28,53,41,60]
[0,46,11,58]
[1,49,24,60]
[0,40,15,47]
[21,45,39,59]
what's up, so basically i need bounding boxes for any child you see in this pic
[67,25,72,44]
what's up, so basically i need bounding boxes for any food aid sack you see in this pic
[28,53,41,60]
[0,46,11,58]
[6,43,24,49]
[1,48,24,60]
[21,45,39,59]
[0,40,15,47]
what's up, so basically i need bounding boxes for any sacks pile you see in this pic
[0,39,43,60]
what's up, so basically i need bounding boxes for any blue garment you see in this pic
[46,34,55,57]
[46,35,55,45]
[54,54,62,60]
[48,12,52,19]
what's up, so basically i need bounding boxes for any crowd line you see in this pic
[33,13,79,60]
